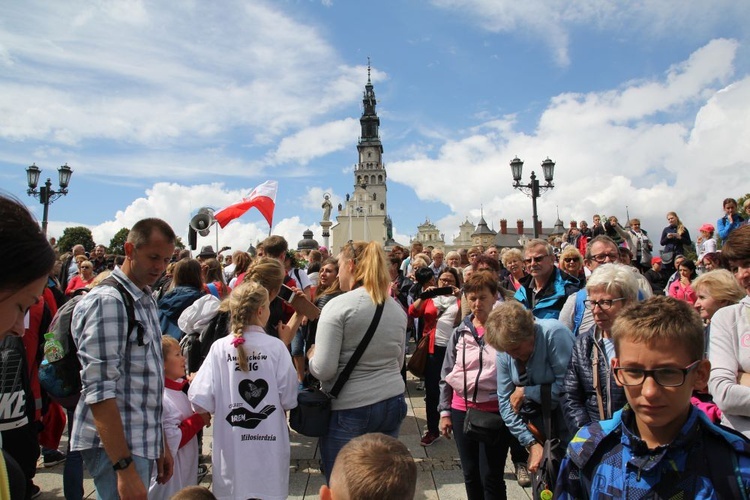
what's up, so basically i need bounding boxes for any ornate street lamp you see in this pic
[26,163,73,235]
[510,157,555,239]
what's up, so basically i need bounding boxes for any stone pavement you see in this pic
[34,373,533,499]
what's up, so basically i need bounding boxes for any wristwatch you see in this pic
[112,456,133,471]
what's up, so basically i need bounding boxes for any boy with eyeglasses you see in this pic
[555,296,750,498]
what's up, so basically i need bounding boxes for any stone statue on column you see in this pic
[322,194,332,222]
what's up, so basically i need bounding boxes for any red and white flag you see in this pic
[215,180,278,228]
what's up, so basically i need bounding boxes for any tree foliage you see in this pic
[57,226,95,254]
[108,227,130,256]
[737,193,749,211]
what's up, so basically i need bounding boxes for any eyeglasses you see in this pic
[583,297,626,310]
[563,257,579,264]
[589,252,619,264]
[523,256,548,264]
[613,360,701,387]
[438,278,455,285]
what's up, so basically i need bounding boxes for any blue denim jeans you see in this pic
[81,448,152,500]
[319,393,407,483]
[64,409,84,500]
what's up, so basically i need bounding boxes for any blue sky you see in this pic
[2,1,749,252]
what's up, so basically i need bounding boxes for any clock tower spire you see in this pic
[331,60,390,250]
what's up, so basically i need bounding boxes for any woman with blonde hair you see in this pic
[241,257,301,345]
[693,269,745,323]
[660,211,692,273]
[559,246,586,284]
[189,281,297,499]
[306,258,344,351]
[309,241,408,483]
[500,248,526,292]
[65,260,95,296]
[693,269,745,355]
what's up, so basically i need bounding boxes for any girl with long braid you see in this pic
[189,281,297,500]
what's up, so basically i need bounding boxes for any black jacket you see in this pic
[561,327,628,432]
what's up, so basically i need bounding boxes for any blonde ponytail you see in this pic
[344,241,390,304]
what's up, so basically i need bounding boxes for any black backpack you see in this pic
[38,277,138,410]
[182,310,230,374]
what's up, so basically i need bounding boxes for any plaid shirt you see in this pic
[70,267,165,459]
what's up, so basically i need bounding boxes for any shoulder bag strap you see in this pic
[463,334,469,409]
[592,335,606,420]
[541,383,553,441]
[329,302,385,398]
[472,339,483,404]
[99,276,141,345]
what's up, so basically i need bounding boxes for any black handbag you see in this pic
[461,333,505,445]
[289,303,384,437]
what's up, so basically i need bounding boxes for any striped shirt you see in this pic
[70,267,165,459]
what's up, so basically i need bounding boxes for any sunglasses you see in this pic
[563,257,579,264]
[523,256,548,264]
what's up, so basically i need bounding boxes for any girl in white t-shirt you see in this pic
[149,336,211,500]
[189,281,298,500]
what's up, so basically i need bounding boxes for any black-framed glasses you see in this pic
[438,277,455,285]
[583,297,626,310]
[523,256,548,264]
[589,252,619,264]
[563,257,580,263]
[614,360,701,387]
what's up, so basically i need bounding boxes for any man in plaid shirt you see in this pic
[71,218,176,499]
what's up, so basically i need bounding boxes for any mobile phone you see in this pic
[277,284,295,303]
[433,286,454,296]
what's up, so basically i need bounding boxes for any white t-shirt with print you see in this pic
[189,325,298,500]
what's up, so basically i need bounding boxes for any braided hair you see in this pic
[227,280,269,372]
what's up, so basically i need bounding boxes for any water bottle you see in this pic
[43,332,64,363]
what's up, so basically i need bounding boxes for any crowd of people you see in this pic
[1,190,750,499]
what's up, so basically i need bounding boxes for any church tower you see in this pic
[331,61,389,251]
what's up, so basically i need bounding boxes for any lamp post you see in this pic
[510,156,555,239]
[26,163,73,235]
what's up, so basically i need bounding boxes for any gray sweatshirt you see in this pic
[309,288,406,411]
[709,296,750,437]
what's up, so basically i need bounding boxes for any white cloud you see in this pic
[428,0,748,66]
[389,39,750,247]
[271,118,359,165]
[0,2,362,157]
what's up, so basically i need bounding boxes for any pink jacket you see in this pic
[668,280,697,305]
[439,317,499,413]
